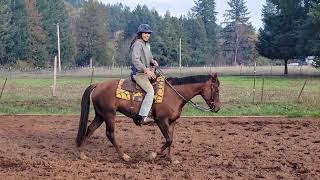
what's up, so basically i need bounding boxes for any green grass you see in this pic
[0,75,319,117]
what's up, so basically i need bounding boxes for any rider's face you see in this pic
[142,32,151,42]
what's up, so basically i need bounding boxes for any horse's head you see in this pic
[200,73,220,112]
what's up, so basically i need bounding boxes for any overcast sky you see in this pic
[100,0,265,30]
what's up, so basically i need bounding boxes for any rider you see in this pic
[130,24,159,124]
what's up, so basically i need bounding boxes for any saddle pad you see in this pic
[115,76,165,103]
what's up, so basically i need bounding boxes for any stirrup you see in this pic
[141,116,154,124]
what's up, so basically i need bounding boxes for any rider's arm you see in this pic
[131,42,146,73]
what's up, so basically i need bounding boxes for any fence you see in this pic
[0,65,319,115]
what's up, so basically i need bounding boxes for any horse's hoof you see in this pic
[149,152,157,161]
[122,154,131,162]
[79,152,88,160]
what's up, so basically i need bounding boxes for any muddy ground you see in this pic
[0,116,319,179]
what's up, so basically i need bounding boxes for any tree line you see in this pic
[0,0,319,74]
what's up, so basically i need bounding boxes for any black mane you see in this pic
[166,75,211,85]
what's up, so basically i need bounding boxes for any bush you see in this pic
[13,60,35,71]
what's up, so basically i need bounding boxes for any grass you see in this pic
[0,73,319,117]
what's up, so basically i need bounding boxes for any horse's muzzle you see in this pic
[210,102,220,113]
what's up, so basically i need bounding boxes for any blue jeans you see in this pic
[132,73,154,117]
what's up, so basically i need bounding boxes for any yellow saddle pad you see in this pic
[115,76,165,103]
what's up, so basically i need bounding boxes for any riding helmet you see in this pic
[137,24,153,34]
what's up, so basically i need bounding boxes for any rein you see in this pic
[156,68,214,112]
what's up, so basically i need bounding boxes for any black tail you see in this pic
[76,84,97,147]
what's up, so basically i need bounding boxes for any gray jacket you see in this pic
[131,39,155,74]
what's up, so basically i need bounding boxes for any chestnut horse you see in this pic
[76,73,220,162]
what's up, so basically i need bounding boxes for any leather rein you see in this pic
[156,68,216,112]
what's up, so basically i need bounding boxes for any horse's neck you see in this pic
[174,83,203,102]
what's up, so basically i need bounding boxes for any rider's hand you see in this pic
[144,68,156,79]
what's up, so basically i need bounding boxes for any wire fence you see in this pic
[0,65,319,115]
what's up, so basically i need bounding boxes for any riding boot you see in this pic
[133,114,143,126]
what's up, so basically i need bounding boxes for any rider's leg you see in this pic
[133,73,154,123]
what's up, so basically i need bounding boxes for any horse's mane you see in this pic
[166,75,211,85]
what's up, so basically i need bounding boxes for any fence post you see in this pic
[0,77,8,100]
[120,65,123,78]
[297,79,307,103]
[252,62,257,103]
[53,56,57,97]
[90,67,94,85]
[260,76,265,102]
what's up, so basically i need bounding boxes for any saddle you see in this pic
[115,75,165,103]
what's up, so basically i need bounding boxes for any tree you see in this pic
[258,0,305,74]
[0,0,13,64]
[106,3,130,34]
[24,0,48,67]
[151,12,187,66]
[182,16,209,65]
[299,1,320,55]
[257,0,279,62]
[4,0,32,65]
[67,0,85,7]
[222,0,256,65]
[36,0,75,65]
[192,0,219,64]
[304,2,320,67]
[75,0,109,66]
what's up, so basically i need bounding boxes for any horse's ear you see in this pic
[210,73,217,81]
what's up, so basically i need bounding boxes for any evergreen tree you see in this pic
[105,3,131,66]
[258,0,304,74]
[153,12,187,66]
[222,0,256,65]
[192,0,217,24]
[8,0,32,64]
[192,0,219,64]
[182,16,208,65]
[106,3,130,34]
[304,2,320,67]
[36,0,75,65]
[24,0,48,67]
[257,0,278,63]
[67,0,85,7]
[75,0,109,66]
[0,0,13,64]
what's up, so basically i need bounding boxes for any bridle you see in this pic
[157,69,217,112]
[208,80,217,111]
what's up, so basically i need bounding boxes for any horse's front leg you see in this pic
[166,121,176,160]
[104,113,130,162]
[152,118,174,162]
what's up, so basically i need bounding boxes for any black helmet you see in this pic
[137,24,153,34]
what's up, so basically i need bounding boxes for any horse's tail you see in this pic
[76,84,97,147]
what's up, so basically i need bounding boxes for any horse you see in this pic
[76,73,220,162]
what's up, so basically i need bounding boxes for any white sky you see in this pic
[100,0,265,30]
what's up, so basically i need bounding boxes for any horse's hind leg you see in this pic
[104,112,130,162]
[78,114,104,159]
[85,114,104,138]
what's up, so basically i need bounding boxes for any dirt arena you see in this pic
[0,115,319,179]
